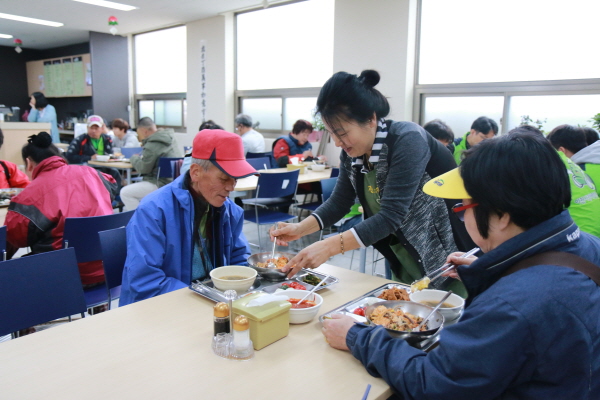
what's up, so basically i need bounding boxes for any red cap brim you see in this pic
[211,159,258,179]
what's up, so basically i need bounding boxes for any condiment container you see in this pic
[213,302,230,336]
[232,292,292,350]
[286,164,306,174]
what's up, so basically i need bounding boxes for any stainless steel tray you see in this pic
[188,269,339,303]
[319,283,455,352]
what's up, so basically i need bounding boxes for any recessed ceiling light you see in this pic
[0,13,63,27]
[0,33,14,39]
[72,0,138,11]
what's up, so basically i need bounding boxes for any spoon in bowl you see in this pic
[413,290,453,332]
[267,225,278,269]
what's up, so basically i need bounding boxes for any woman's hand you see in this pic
[442,251,478,280]
[281,240,334,278]
[29,96,36,108]
[322,314,355,350]
[318,155,328,162]
[270,222,304,246]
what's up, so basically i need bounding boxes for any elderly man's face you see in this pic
[88,124,103,139]
[190,163,236,207]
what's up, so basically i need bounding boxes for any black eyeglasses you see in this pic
[452,202,478,222]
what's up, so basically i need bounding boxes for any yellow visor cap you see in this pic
[423,168,471,200]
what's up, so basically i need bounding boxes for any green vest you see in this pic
[453,132,470,165]
[581,163,600,196]
[559,152,600,238]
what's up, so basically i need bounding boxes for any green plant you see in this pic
[589,113,600,131]
[312,113,326,132]
[520,115,547,134]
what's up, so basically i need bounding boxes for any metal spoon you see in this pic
[413,290,453,332]
[410,247,480,292]
[267,224,278,268]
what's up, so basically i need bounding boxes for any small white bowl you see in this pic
[210,266,257,294]
[95,155,110,162]
[311,164,326,172]
[275,289,323,324]
[409,289,465,322]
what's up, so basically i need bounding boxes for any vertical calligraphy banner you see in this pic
[200,40,207,123]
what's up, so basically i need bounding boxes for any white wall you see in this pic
[333,0,417,121]
[184,14,235,147]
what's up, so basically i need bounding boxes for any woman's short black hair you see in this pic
[315,70,389,135]
[423,119,455,142]
[460,133,570,238]
[199,120,223,131]
[581,127,599,146]
[471,116,498,135]
[547,124,587,154]
[22,131,61,164]
[31,92,49,109]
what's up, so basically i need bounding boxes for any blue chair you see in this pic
[98,227,127,310]
[243,170,299,250]
[246,152,277,169]
[246,157,271,171]
[0,248,87,337]
[297,177,337,219]
[0,225,6,261]
[63,210,135,311]
[121,147,142,159]
[157,157,184,180]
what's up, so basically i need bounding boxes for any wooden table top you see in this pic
[88,160,134,169]
[0,264,393,400]
[235,167,332,192]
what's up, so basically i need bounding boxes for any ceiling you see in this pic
[0,0,280,49]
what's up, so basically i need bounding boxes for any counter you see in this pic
[0,122,51,166]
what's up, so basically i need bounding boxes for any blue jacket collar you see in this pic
[458,210,579,303]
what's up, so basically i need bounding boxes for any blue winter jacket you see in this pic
[119,173,251,306]
[275,134,312,157]
[346,210,600,399]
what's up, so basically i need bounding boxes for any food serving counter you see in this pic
[0,264,394,400]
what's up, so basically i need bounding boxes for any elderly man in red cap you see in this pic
[119,130,258,305]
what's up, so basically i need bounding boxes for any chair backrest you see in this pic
[157,157,183,179]
[320,177,338,203]
[98,227,127,290]
[0,248,87,336]
[121,147,142,159]
[246,157,270,171]
[255,170,299,199]
[0,225,6,261]
[246,152,277,169]
[330,167,340,178]
[63,210,135,263]
[171,158,184,179]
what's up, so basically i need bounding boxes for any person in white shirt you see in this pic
[235,114,265,155]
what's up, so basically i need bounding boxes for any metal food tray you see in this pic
[318,283,448,352]
[189,269,339,303]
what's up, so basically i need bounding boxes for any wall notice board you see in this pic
[26,53,92,98]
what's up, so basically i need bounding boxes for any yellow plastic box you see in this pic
[232,293,292,350]
[286,164,306,174]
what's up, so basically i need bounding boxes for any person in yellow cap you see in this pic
[322,131,600,399]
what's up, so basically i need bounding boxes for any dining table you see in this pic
[0,264,395,400]
[88,159,136,185]
[234,167,333,192]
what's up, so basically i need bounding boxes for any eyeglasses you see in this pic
[452,202,479,222]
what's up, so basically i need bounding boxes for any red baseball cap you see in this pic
[192,129,258,178]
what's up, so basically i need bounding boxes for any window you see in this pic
[235,1,334,135]
[236,0,334,91]
[134,26,187,129]
[415,0,600,133]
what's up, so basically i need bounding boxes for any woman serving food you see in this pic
[271,70,462,293]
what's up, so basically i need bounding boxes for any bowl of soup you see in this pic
[210,266,257,293]
[275,289,323,324]
[409,289,465,322]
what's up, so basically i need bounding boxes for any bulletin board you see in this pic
[26,53,93,98]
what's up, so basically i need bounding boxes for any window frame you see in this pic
[413,0,600,132]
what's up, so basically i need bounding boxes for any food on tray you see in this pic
[378,287,410,301]
[280,282,306,290]
[256,256,289,269]
[0,189,20,200]
[353,307,366,316]
[302,274,326,286]
[288,298,317,308]
[369,305,426,332]
[410,277,431,292]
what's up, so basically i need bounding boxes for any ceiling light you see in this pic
[72,0,138,11]
[0,13,63,27]
[0,33,14,39]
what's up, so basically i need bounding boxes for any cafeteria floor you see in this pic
[0,208,386,343]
